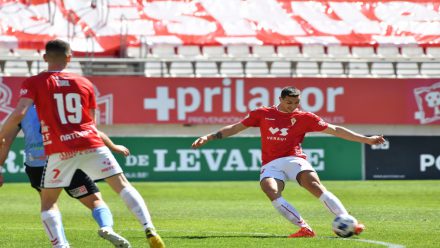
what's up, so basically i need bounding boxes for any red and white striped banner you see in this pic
[1,0,440,54]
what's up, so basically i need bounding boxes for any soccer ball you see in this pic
[332,214,358,238]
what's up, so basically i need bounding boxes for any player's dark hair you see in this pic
[45,39,71,57]
[280,87,301,98]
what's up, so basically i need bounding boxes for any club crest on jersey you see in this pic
[291,118,296,125]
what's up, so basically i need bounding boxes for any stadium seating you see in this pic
[351,46,376,58]
[377,46,401,59]
[195,61,219,77]
[252,45,277,58]
[420,62,440,77]
[150,45,176,58]
[426,47,440,58]
[169,62,194,77]
[302,44,326,58]
[277,46,301,58]
[401,46,425,59]
[245,61,269,77]
[1,43,440,78]
[396,62,420,78]
[348,62,369,77]
[371,62,395,77]
[321,62,345,77]
[145,61,168,77]
[296,62,319,76]
[227,45,251,58]
[327,45,351,58]
[220,61,244,77]
[177,46,202,58]
[269,61,292,77]
[202,46,226,58]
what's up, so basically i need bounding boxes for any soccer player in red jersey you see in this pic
[0,40,164,248]
[192,86,385,238]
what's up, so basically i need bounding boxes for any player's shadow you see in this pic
[166,235,286,239]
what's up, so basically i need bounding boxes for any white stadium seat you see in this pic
[169,62,193,77]
[351,46,376,58]
[3,60,32,76]
[376,46,401,58]
[150,45,176,58]
[227,45,251,58]
[202,46,226,58]
[302,44,325,57]
[126,46,143,58]
[321,62,344,77]
[270,61,292,77]
[177,45,202,58]
[327,45,350,58]
[252,45,276,58]
[420,62,440,77]
[145,61,168,77]
[426,47,440,58]
[396,62,419,78]
[277,46,301,58]
[245,61,269,77]
[220,61,244,77]
[195,61,219,77]
[400,46,425,59]
[348,62,369,77]
[371,62,395,77]
[296,61,319,76]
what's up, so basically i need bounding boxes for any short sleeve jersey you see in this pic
[19,71,104,155]
[241,106,328,165]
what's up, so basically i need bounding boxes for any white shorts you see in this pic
[259,156,315,184]
[42,146,123,188]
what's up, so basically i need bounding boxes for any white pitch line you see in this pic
[0,227,406,248]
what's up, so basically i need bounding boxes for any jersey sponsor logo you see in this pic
[269,127,288,136]
[265,118,275,120]
[59,130,93,141]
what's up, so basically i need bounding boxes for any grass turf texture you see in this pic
[0,180,438,248]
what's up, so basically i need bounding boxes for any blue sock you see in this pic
[92,205,114,228]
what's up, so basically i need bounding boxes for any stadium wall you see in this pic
[2,136,440,182]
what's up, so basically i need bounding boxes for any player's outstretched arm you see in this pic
[321,124,385,145]
[192,122,248,148]
[98,130,130,156]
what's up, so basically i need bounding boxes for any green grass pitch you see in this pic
[0,180,438,248]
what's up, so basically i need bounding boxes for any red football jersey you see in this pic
[241,106,328,165]
[20,71,104,155]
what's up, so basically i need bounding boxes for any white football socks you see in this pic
[119,186,155,230]
[319,191,349,216]
[41,210,69,247]
[272,197,308,228]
